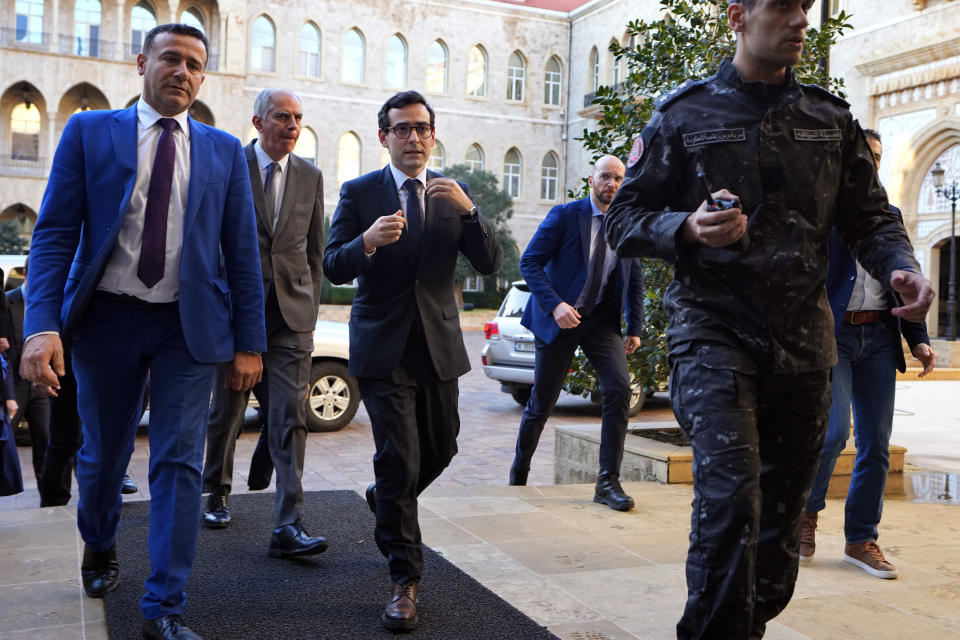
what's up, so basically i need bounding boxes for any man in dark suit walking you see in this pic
[324,90,500,631]
[201,88,327,559]
[4,257,50,485]
[510,156,644,511]
[21,23,265,640]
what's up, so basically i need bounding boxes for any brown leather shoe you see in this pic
[382,580,419,631]
[799,511,817,564]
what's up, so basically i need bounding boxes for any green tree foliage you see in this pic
[443,164,522,301]
[567,0,852,402]
[0,221,27,255]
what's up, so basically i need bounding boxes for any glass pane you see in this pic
[467,46,486,97]
[504,149,521,198]
[131,4,157,54]
[429,142,444,171]
[252,17,275,72]
[544,57,561,106]
[384,35,406,88]
[337,132,361,184]
[180,8,204,33]
[465,144,484,172]
[426,41,447,93]
[74,0,102,56]
[507,52,525,102]
[342,29,365,83]
[299,24,321,77]
[295,127,317,165]
[14,0,44,44]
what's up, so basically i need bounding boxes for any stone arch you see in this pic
[0,203,38,249]
[56,83,110,130]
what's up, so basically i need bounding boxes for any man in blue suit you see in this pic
[511,156,644,511]
[799,129,935,579]
[20,23,265,640]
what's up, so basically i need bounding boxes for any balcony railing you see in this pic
[58,34,115,59]
[583,82,629,108]
[0,150,47,176]
[0,27,50,51]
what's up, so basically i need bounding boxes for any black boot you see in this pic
[593,472,634,511]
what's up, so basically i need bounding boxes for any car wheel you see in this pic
[627,385,646,417]
[511,387,532,407]
[305,361,359,432]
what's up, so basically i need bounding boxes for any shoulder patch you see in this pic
[655,78,709,111]
[626,135,645,168]
[803,84,849,108]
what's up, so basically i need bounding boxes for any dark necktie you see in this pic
[581,214,607,315]
[404,179,423,247]
[264,161,279,228]
[137,117,178,288]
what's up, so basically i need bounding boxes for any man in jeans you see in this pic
[800,129,936,578]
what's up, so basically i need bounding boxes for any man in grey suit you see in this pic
[201,88,327,558]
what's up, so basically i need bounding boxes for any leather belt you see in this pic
[95,290,177,308]
[844,310,883,325]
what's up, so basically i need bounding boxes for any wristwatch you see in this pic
[463,205,479,220]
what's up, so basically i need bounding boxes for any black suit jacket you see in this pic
[323,166,501,381]
[4,287,25,384]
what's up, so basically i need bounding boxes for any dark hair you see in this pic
[23,254,28,275]
[729,0,758,8]
[863,128,881,144]
[142,23,210,63]
[378,91,435,132]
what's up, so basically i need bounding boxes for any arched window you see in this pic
[589,46,600,92]
[130,2,157,55]
[429,141,445,171]
[426,40,448,94]
[74,0,102,57]
[11,102,41,161]
[609,40,620,87]
[465,144,484,172]
[341,28,365,84]
[299,23,322,77]
[540,152,559,201]
[251,16,276,72]
[295,127,318,165]
[544,56,562,106]
[337,132,361,184]
[180,7,204,33]
[507,51,525,102]
[15,0,44,44]
[467,45,487,97]
[384,34,407,89]
[503,148,522,198]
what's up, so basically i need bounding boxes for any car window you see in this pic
[498,286,531,318]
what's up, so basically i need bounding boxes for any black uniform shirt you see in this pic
[606,58,920,374]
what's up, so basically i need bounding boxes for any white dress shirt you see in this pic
[98,99,191,302]
[847,261,888,311]
[389,164,428,222]
[575,198,618,308]
[253,139,290,229]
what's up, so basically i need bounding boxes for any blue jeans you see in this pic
[806,319,899,543]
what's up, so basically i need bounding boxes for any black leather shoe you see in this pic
[382,580,419,631]
[365,483,376,513]
[142,614,203,639]
[269,523,328,558]
[593,473,635,511]
[81,544,119,598]
[202,490,230,529]
[508,462,528,486]
[121,474,139,494]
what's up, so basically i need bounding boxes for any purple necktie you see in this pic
[137,118,178,288]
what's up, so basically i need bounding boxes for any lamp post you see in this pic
[932,162,960,341]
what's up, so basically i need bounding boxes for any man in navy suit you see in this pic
[510,156,644,511]
[324,90,500,631]
[799,129,935,579]
[21,23,265,640]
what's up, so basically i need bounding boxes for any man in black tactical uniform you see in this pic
[605,1,935,638]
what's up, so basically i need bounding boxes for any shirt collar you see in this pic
[588,196,605,218]
[389,163,428,192]
[716,57,799,104]
[136,98,190,140]
[254,138,290,173]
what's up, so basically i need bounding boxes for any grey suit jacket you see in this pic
[245,141,324,333]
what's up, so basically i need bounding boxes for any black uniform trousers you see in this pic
[359,327,459,585]
[670,345,830,640]
[514,291,630,477]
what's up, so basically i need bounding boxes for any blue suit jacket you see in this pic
[827,206,928,373]
[521,197,643,345]
[24,105,266,362]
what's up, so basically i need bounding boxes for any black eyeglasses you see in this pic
[384,123,434,139]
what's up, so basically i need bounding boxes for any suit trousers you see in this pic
[202,374,273,493]
[71,295,215,619]
[359,329,460,584]
[513,300,630,476]
[11,380,50,483]
[38,340,81,507]
[670,345,830,640]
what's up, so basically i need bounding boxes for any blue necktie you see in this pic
[137,118,177,288]
[581,214,607,315]
[404,179,423,247]
[264,162,280,228]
